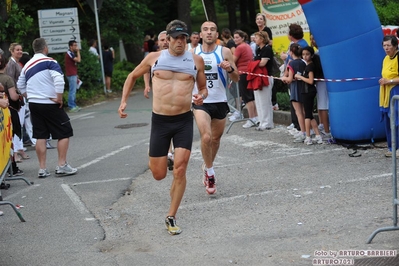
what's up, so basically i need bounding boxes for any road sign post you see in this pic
[38,8,81,54]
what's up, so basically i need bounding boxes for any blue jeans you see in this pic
[67,75,77,109]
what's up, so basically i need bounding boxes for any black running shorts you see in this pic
[149,111,193,157]
[192,102,230,120]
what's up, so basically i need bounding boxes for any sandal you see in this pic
[19,152,30,159]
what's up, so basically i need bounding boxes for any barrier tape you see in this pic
[238,71,380,82]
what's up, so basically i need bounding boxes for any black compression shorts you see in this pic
[149,111,193,157]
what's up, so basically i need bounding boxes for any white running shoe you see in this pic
[242,119,256,128]
[304,136,313,145]
[314,135,323,144]
[287,123,295,130]
[293,133,306,143]
[228,111,241,121]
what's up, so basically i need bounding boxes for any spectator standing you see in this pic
[0,54,24,176]
[17,38,78,178]
[102,43,115,93]
[379,35,399,157]
[65,40,81,112]
[88,39,99,58]
[250,31,274,131]
[282,43,307,143]
[233,30,258,128]
[294,46,323,144]
[255,13,273,46]
[6,43,30,162]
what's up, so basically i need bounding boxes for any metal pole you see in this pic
[93,0,107,94]
[201,0,209,21]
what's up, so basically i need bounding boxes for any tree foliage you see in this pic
[373,0,399,26]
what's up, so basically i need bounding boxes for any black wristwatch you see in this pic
[228,67,235,74]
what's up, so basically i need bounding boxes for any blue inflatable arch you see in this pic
[299,0,385,143]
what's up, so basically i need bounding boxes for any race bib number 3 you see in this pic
[205,73,218,89]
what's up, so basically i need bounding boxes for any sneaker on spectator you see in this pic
[287,123,295,130]
[55,162,78,176]
[293,133,306,143]
[289,128,299,135]
[293,131,304,138]
[165,216,182,235]
[242,119,256,129]
[318,124,325,132]
[228,111,241,122]
[69,106,80,113]
[304,136,313,145]
[314,135,323,144]
[9,169,24,177]
[321,132,332,141]
[38,168,50,178]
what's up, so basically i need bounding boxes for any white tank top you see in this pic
[193,45,227,103]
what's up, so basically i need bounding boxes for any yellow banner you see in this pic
[6,0,12,13]
[259,0,310,54]
[0,108,12,174]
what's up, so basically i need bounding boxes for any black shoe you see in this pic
[9,169,24,177]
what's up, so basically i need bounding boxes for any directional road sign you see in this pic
[38,8,81,54]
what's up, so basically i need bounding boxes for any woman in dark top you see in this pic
[294,46,323,145]
[255,13,273,46]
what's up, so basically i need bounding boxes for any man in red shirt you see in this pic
[65,40,81,112]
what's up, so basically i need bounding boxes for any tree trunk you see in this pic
[203,0,218,25]
[177,0,192,33]
[226,0,237,31]
[248,0,257,24]
[123,43,144,65]
[239,0,248,27]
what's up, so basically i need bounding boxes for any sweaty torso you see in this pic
[150,50,197,115]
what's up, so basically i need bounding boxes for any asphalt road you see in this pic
[0,89,398,266]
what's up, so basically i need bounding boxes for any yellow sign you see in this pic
[259,0,310,54]
[6,0,12,13]
[0,108,12,175]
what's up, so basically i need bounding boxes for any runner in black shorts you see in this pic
[192,102,230,120]
[149,111,193,157]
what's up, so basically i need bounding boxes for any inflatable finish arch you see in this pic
[298,0,386,143]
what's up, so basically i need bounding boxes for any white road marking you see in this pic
[61,183,90,215]
[78,145,132,170]
[69,112,96,121]
[72,177,132,186]
[179,189,281,210]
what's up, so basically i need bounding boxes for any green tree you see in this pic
[0,3,34,55]
[373,0,399,25]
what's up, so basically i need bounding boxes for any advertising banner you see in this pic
[259,0,310,54]
[0,108,12,175]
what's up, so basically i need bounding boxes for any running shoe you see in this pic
[228,111,241,122]
[55,162,78,176]
[202,163,217,186]
[314,135,323,144]
[242,119,256,129]
[304,136,313,145]
[38,168,50,178]
[165,216,182,235]
[293,133,306,143]
[287,123,295,130]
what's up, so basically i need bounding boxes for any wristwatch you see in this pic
[390,79,394,84]
[228,67,235,74]
[201,94,207,100]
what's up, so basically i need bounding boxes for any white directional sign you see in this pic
[38,8,81,54]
